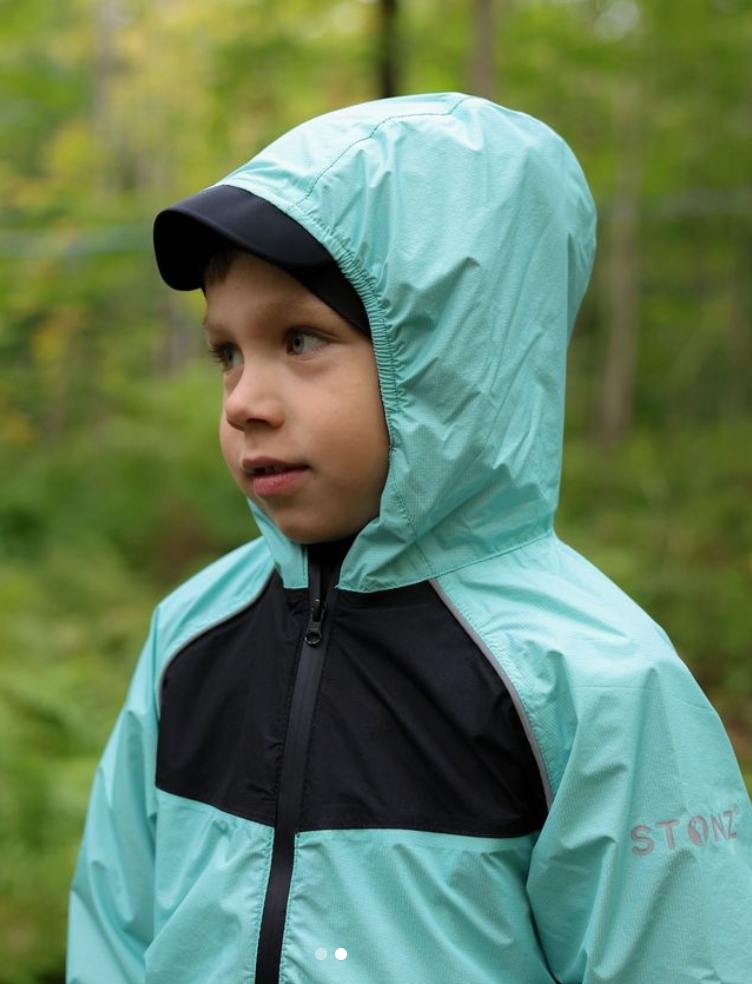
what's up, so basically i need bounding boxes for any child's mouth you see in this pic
[250,466,309,497]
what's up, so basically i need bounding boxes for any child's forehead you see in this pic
[206,255,329,312]
[202,263,348,335]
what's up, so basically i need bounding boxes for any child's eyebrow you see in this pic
[201,298,338,337]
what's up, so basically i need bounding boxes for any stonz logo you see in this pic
[630,804,741,855]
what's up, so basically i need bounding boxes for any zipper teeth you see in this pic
[256,554,336,984]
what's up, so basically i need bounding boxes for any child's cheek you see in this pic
[219,417,242,482]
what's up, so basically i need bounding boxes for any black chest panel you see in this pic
[156,573,547,838]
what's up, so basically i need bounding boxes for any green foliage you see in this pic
[560,420,752,708]
[1,0,751,980]
[0,363,257,981]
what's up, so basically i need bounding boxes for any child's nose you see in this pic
[223,367,284,430]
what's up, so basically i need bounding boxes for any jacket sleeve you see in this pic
[526,650,752,984]
[66,609,160,984]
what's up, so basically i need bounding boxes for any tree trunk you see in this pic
[467,0,496,98]
[596,78,642,447]
[725,224,752,414]
[92,2,120,162]
[378,0,400,97]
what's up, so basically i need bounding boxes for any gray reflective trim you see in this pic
[429,577,553,811]
[157,566,275,714]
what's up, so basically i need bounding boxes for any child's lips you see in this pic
[249,465,310,497]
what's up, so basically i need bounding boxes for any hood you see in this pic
[211,92,597,591]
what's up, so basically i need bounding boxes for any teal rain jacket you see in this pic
[67,93,752,984]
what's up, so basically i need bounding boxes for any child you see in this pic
[67,92,752,984]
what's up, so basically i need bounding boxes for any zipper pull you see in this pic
[304,599,326,646]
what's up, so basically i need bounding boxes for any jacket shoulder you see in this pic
[151,536,275,672]
[436,532,727,797]
[454,531,688,680]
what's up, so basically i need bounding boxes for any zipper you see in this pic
[304,593,326,646]
[254,552,336,984]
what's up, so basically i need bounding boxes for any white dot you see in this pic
[315,948,327,960]
[335,948,347,960]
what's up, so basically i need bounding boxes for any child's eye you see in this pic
[288,329,328,357]
[206,342,242,372]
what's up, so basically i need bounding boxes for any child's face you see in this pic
[204,252,389,544]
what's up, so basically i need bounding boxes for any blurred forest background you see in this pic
[1,0,751,980]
